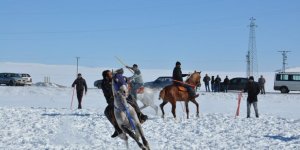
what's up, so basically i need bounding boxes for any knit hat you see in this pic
[176,61,181,66]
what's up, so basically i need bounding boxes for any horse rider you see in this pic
[126,64,144,100]
[173,61,199,99]
[101,69,148,138]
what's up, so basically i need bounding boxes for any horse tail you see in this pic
[159,88,165,100]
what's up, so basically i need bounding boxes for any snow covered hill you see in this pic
[1,62,300,149]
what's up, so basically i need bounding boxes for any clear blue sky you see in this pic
[0,0,299,71]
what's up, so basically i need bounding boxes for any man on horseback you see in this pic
[101,69,148,138]
[126,64,144,100]
[173,61,199,99]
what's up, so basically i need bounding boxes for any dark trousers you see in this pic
[104,104,122,134]
[224,85,228,93]
[214,84,220,92]
[247,101,259,118]
[175,83,196,98]
[77,90,84,109]
[260,85,266,94]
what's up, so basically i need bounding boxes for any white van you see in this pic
[274,72,300,93]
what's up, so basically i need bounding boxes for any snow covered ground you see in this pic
[1,62,300,149]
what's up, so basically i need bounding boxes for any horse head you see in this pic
[112,69,129,108]
[186,71,201,87]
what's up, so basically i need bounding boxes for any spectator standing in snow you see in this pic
[211,76,215,92]
[203,74,211,92]
[72,73,87,109]
[245,76,260,118]
[214,75,222,92]
[258,75,266,94]
[223,76,230,93]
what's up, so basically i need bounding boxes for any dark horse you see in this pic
[159,71,201,119]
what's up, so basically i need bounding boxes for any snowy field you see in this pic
[1,62,300,149]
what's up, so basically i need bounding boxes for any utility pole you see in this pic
[76,57,80,75]
[246,51,250,77]
[246,17,258,78]
[278,51,290,72]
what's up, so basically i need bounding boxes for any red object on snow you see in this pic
[235,91,243,118]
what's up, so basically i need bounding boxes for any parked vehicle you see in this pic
[0,73,26,86]
[144,76,173,89]
[220,77,249,92]
[274,72,300,93]
[94,80,103,89]
[21,73,32,85]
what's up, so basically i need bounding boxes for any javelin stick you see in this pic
[114,56,134,74]
[235,91,243,118]
[70,86,76,110]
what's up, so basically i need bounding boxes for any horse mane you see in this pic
[186,71,201,85]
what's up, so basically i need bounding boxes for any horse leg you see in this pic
[118,133,129,149]
[136,123,150,150]
[171,102,176,119]
[191,99,199,117]
[185,101,189,119]
[151,104,159,115]
[139,104,148,110]
[160,101,168,118]
[121,125,144,149]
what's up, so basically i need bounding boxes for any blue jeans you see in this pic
[205,84,210,92]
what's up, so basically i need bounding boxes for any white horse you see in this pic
[112,73,150,150]
[136,87,159,115]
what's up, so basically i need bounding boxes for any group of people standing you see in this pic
[202,74,266,94]
[203,74,230,93]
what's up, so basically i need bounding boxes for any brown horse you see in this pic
[159,71,201,119]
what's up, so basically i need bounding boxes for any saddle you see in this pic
[136,86,145,94]
[177,86,188,92]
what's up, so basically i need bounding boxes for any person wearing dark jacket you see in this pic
[172,61,199,99]
[203,74,211,92]
[72,73,87,109]
[214,75,221,92]
[101,70,148,138]
[211,76,215,92]
[223,76,230,93]
[245,76,260,118]
[101,70,123,138]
